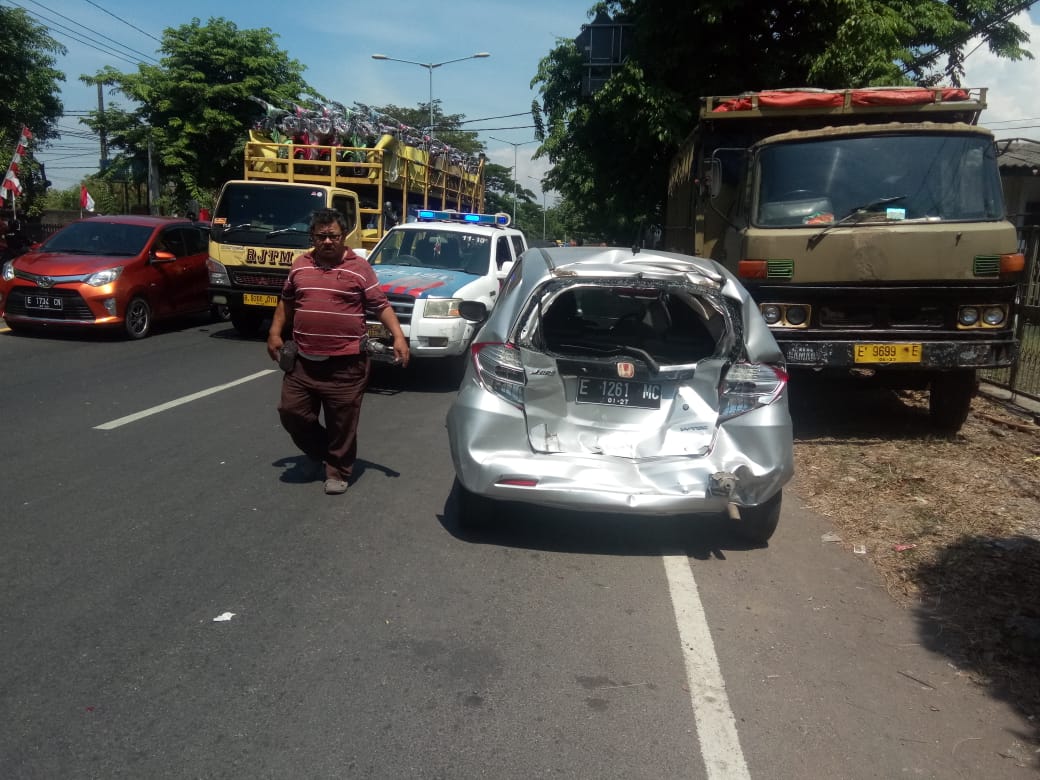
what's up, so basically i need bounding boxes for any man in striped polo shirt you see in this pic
[267,209,409,494]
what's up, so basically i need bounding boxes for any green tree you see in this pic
[0,7,65,146]
[0,7,65,213]
[482,161,534,220]
[533,0,1035,240]
[42,178,124,214]
[373,102,484,155]
[80,17,317,208]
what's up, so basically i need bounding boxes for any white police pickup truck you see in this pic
[363,210,527,361]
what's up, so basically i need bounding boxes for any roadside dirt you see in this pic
[789,377,1040,739]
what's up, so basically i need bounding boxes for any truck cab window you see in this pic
[332,194,358,233]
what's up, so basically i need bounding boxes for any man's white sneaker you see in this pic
[324,478,348,495]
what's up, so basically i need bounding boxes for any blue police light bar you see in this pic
[416,210,511,226]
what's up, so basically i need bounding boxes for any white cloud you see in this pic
[961,10,1040,137]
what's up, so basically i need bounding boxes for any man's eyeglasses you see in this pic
[313,232,343,242]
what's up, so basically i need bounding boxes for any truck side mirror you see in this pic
[708,157,723,199]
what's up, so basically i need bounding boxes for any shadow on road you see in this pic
[436,481,764,559]
[789,373,1040,756]
[789,374,942,442]
[912,536,1040,754]
[367,360,462,395]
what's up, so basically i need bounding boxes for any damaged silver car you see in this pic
[446,246,794,543]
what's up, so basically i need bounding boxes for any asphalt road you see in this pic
[0,317,1035,779]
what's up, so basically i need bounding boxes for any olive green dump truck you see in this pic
[666,87,1025,430]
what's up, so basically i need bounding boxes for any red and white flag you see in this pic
[1,126,32,200]
[80,185,95,211]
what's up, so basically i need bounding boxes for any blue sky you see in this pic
[23,1,1040,196]
[28,0,595,195]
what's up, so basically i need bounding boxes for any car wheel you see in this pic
[229,307,264,338]
[733,490,782,545]
[124,297,152,339]
[929,370,975,433]
[455,479,493,531]
[211,303,231,322]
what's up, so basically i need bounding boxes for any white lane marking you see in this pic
[94,369,278,430]
[663,553,751,780]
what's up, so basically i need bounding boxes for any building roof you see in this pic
[998,139,1040,174]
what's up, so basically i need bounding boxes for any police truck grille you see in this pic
[386,293,414,325]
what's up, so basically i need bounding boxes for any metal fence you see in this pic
[979,222,1040,401]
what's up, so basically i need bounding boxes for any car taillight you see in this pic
[471,341,526,407]
[718,362,787,421]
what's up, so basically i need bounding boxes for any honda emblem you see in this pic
[617,362,635,378]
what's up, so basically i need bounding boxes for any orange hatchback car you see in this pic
[0,215,214,339]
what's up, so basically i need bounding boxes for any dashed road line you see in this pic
[94,369,278,430]
[663,552,751,780]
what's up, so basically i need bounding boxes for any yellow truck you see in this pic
[207,130,485,336]
[666,86,1025,430]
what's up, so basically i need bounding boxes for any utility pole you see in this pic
[528,176,546,240]
[97,83,108,171]
[488,136,537,224]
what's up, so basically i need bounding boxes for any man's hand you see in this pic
[266,331,284,362]
[378,305,409,367]
[392,333,410,367]
[267,300,289,361]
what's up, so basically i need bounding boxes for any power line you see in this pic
[458,112,532,125]
[7,2,142,66]
[470,124,539,132]
[987,117,1040,126]
[24,0,158,63]
[82,0,161,44]
[42,152,101,161]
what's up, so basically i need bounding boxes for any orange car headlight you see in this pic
[85,266,123,287]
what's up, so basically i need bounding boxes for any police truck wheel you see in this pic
[124,297,152,339]
[733,490,782,545]
[229,307,264,338]
[929,370,976,432]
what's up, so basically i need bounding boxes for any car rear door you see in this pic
[517,283,727,459]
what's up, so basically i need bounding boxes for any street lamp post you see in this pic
[528,175,546,240]
[489,136,538,223]
[371,52,490,135]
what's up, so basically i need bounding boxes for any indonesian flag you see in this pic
[80,185,95,211]
[0,126,31,200]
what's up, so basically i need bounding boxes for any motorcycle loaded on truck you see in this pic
[206,101,486,337]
